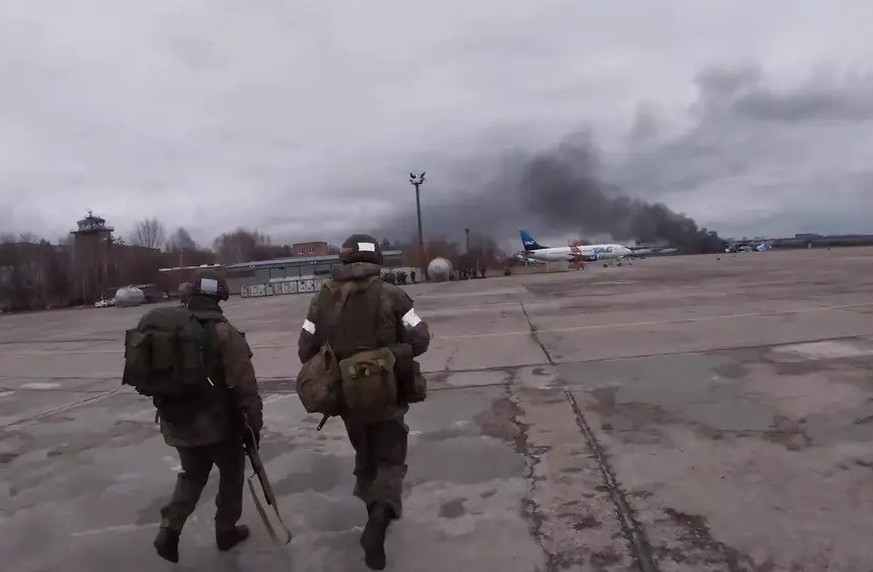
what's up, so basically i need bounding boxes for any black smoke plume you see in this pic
[373,134,726,254]
[516,138,726,252]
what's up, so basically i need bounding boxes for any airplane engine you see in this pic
[581,254,599,262]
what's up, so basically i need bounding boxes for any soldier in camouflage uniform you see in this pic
[297,234,431,570]
[153,269,264,563]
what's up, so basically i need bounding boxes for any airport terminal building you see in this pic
[160,249,418,298]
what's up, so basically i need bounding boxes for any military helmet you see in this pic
[177,282,192,304]
[181,268,230,302]
[339,233,383,265]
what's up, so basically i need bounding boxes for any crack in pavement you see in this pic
[518,299,648,570]
[503,373,561,572]
[565,390,659,572]
[519,300,555,365]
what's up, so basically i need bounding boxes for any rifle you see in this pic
[240,411,292,545]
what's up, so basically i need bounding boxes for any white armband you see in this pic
[402,308,421,328]
[302,319,316,335]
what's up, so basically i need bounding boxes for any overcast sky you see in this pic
[2,0,871,249]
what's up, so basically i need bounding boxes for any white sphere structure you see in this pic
[114,286,146,307]
[427,257,453,282]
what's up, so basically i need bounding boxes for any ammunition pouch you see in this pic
[339,347,397,422]
[296,343,344,417]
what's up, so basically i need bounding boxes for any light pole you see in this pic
[409,172,426,279]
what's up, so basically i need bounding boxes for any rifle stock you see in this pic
[237,409,292,544]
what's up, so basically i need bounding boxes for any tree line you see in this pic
[0,217,509,312]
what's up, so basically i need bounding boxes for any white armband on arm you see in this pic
[401,308,421,328]
[302,319,316,335]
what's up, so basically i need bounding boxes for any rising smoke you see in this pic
[373,133,726,254]
[515,137,726,252]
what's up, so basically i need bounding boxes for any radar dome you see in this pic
[114,286,146,307]
[427,257,453,282]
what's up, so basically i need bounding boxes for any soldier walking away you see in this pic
[121,269,264,563]
[297,234,431,570]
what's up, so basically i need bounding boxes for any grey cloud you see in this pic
[372,62,873,247]
[694,64,873,123]
[734,83,873,122]
[1,1,872,247]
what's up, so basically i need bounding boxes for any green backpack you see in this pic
[296,277,399,421]
[122,306,224,398]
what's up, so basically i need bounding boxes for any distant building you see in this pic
[68,211,165,303]
[70,210,116,303]
[292,241,330,257]
[157,263,225,296]
[634,240,669,248]
[222,250,405,292]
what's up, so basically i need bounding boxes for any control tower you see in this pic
[70,210,115,303]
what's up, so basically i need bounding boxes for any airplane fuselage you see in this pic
[523,243,632,262]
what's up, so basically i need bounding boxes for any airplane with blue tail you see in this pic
[517,230,633,264]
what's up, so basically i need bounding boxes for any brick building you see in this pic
[292,241,330,257]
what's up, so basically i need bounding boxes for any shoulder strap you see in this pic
[189,313,224,384]
[329,282,354,323]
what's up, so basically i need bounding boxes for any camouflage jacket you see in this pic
[297,262,431,420]
[160,299,264,448]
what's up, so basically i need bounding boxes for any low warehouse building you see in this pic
[160,251,421,297]
[224,250,421,297]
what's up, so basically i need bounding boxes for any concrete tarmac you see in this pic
[2,246,873,571]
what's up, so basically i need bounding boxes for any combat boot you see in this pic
[153,527,180,563]
[216,524,250,551]
[360,502,392,570]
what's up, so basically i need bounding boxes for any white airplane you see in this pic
[517,230,633,264]
[726,241,771,253]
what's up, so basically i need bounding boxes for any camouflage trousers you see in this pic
[159,440,245,533]
[342,417,409,519]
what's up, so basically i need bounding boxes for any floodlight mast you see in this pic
[409,172,427,279]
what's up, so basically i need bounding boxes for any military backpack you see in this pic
[122,306,224,399]
[297,277,399,422]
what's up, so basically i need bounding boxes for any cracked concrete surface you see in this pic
[1,247,873,571]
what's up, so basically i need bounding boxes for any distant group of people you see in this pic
[122,233,431,570]
[382,266,494,284]
[446,267,487,281]
[382,269,415,284]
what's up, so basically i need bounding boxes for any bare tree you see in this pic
[0,235,72,311]
[130,217,166,250]
[166,227,197,252]
[212,228,272,264]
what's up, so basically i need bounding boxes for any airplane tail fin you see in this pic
[519,230,547,251]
